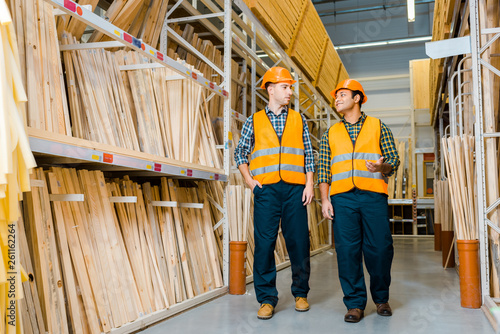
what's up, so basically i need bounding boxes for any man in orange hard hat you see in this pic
[317,79,400,323]
[234,66,315,319]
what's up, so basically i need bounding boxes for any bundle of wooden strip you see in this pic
[314,40,342,105]
[441,136,477,240]
[395,140,406,199]
[434,179,453,232]
[23,169,69,333]
[242,0,308,50]
[174,181,224,294]
[1,5,40,332]
[22,167,225,332]
[9,0,71,135]
[287,1,328,81]
[88,0,170,49]
[18,212,46,334]
[61,33,141,151]
[226,185,252,242]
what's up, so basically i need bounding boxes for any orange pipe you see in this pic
[434,223,442,251]
[229,241,248,295]
[457,240,481,308]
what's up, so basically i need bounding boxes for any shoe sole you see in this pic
[377,312,392,317]
[344,315,364,323]
[295,307,310,312]
[257,314,273,320]
[344,318,362,323]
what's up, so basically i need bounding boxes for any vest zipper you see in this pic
[346,117,366,191]
[266,109,289,182]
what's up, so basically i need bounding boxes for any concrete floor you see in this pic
[140,237,493,334]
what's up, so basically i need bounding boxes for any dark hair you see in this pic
[351,90,364,107]
[265,82,274,92]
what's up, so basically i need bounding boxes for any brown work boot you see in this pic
[295,297,310,312]
[344,308,364,323]
[376,302,392,316]
[257,303,274,320]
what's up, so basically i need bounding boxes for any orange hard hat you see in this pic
[331,79,368,104]
[260,66,297,89]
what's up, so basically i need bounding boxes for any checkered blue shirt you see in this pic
[234,106,315,173]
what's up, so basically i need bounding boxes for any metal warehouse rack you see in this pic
[28,0,336,332]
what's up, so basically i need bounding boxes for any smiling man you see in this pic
[318,79,400,323]
[234,66,315,320]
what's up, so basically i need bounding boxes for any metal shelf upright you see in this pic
[31,0,235,332]
[468,0,500,324]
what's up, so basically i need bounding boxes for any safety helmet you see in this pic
[260,66,297,89]
[330,79,368,104]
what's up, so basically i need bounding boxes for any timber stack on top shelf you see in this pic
[13,0,229,182]
[242,0,349,106]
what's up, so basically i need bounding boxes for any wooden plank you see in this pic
[25,169,68,333]
[46,172,85,334]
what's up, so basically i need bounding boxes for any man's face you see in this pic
[335,89,358,113]
[268,82,293,105]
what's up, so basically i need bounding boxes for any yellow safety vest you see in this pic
[250,109,306,185]
[329,116,388,196]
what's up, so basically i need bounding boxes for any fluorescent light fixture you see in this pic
[335,36,431,50]
[407,0,415,22]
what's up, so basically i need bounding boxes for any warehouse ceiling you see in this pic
[313,0,435,144]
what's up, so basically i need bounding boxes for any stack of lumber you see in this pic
[23,169,69,332]
[308,187,329,250]
[22,167,223,332]
[429,58,444,121]
[286,1,328,82]
[87,0,170,49]
[314,40,341,105]
[394,141,410,199]
[60,33,222,167]
[1,3,38,332]
[429,0,457,120]
[434,179,453,232]
[441,136,477,240]
[226,185,252,243]
[242,0,308,50]
[61,32,141,151]
[8,0,71,135]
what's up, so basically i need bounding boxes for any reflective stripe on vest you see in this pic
[250,109,306,185]
[329,116,388,196]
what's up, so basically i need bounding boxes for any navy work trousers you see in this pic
[331,188,394,310]
[253,180,310,307]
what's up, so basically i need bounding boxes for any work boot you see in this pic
[376,303,392,316]
[344,308,364,323]
[257,303,274,320]
[295,297,310,312]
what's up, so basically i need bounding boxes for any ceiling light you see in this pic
[408,0,416,22]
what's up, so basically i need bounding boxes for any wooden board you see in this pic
[411,59,430,109]
[287,1,328,81]
[242,0,308,49]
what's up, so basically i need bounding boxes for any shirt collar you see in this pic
[342,111,366,125]
[265,105,288,116]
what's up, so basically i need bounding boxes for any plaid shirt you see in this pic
[318,112,400,184]
[234,106,315,173]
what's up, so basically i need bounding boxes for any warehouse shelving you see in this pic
[21,0,338,332]
[430,0,500,327]
[24,0,233,332]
